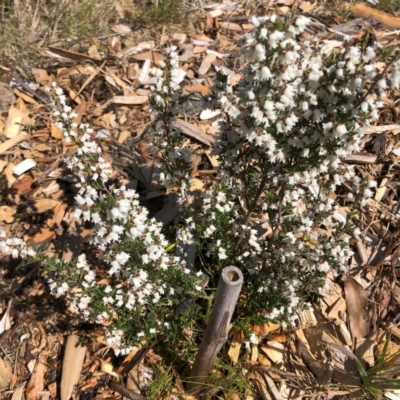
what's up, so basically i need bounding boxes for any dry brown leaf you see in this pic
[0,206,16,224]
[185,83,211,95]
[60,335,87,400]
[261,342,285,364]
[26,357,46,400]
[132,51,164,64]
[0,357,11,390]
[32,199,62,213]
[300,1,317,12]
[110,23,132,34]
[219,22,242,31]
[32,69,52,85]
[344,275,369,339]
[4,106,29,139]
[228,340,241,365]
[50,122,63,139]
[351,3,400,28]
[11,382,26,400]
[198,53,217,76]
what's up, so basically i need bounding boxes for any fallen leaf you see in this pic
[132,51,164,64]
[60,335,87,400]
[219,22,242,31]
[32,69,52,85]
[198,53,217,76]
[32,199,62,213]
[26,357,46,400]
[300,1,317,12]
[0,206,16,224]
[228,339,241,365]
[185,83,211,95]
[102,362,120,378]
[344,275,369,339]
[11,382,26,400]
[110,23,132,34]
[0,357,10,390]
[4,105,29,139]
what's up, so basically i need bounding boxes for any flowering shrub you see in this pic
[30,83,201,354]
[152,15,399,331]
[1,14,398,353]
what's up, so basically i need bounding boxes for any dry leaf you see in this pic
[185,84,211,95]
[0,357,10,390]
[219,22,242,31]
[344,275,369,339]
[0,206,16,224]
[300,1,317,12]
[133,51,164,64]
[228,339,241,365]
[261,341,285,364]
[198,53,217,76]
[4,106,29,139]
[351,3,400,28]
[110,24,132,34]
[101,362,120,378]
[60,335,87,400]
[32,69,52,85]
[11,382,26,400]
[32,199,62,213]
[26,357,46,400]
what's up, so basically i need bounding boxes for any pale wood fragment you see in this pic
[0,133,28,154]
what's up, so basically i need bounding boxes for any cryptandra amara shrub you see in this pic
[150,15,399,336]
[0,14,399,351]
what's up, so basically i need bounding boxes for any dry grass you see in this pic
[0,0,191,77]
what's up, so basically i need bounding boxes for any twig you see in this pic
[108,381,146,400]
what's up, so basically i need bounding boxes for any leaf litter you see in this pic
[1,0,400,399]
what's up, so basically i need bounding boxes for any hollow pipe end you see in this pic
[221,266,243,286]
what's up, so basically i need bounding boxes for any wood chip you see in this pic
[111,96,148,105]
[219,22,242,31]
[0,132,28,154]
[344,153,377,164]
[198,53,217,76]
[13,158,36,176]
[172,119,215,146]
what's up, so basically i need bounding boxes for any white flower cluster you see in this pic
[204,14,395,327]
[148,47,194,190]
[0,228,36,258]
[42,84,200,353]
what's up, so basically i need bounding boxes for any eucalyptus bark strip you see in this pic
[188,266,244,392]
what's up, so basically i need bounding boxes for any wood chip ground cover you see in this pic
[1,0,400,399]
